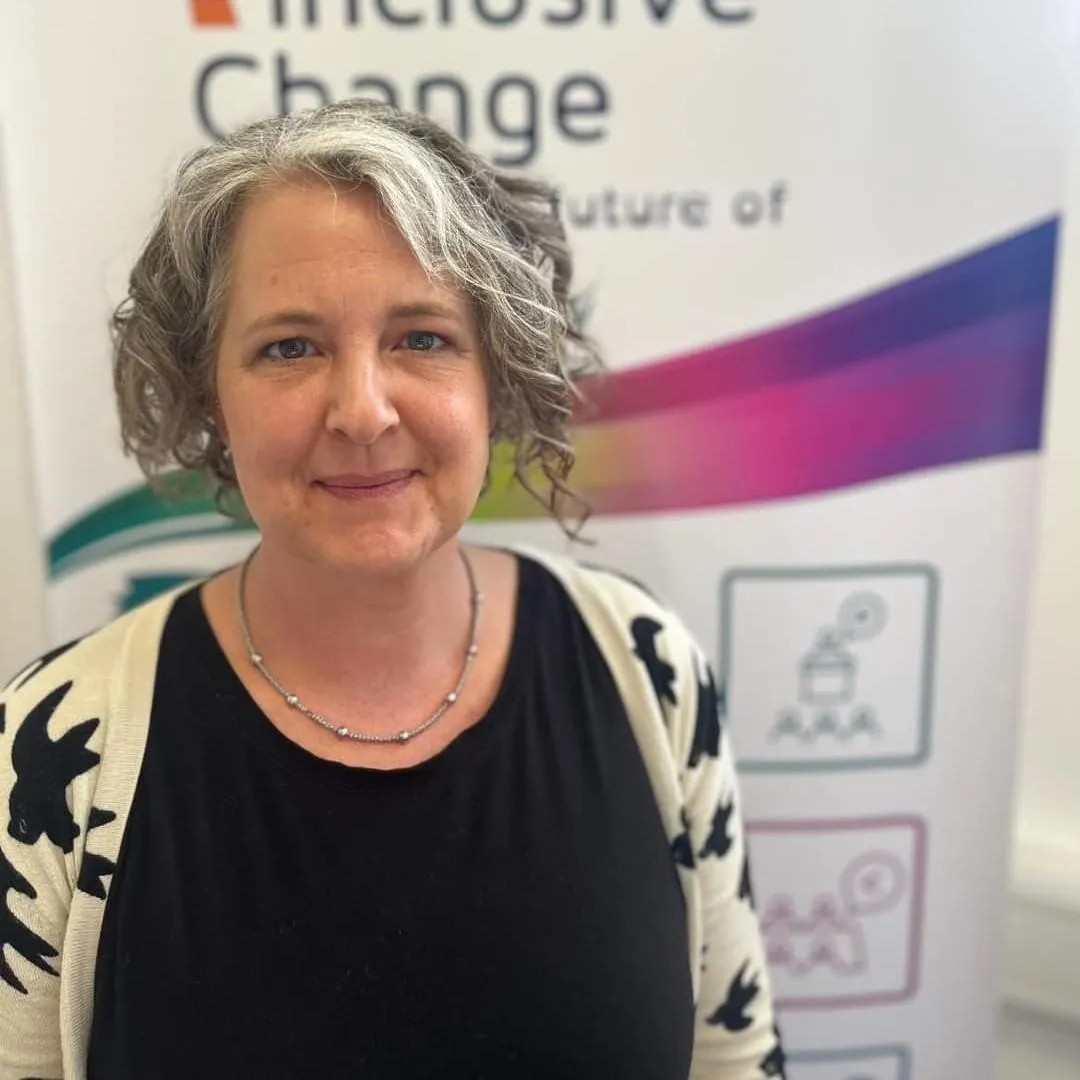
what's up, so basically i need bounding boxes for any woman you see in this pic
[0,101,784,1078]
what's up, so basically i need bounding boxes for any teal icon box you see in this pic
[720,565,938,773]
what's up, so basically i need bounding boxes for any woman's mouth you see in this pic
[314,470,417,500]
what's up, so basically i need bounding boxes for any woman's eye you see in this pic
[402,331,447,352]
[264,337,316,362]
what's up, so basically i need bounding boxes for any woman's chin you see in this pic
[291,522,453,579]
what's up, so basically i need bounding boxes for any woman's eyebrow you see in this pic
[240,310,324,338]
[386,302,462,320]
[240,302,462,338]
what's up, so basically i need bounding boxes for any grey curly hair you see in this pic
[111,99,601,534]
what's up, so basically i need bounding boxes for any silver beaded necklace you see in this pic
[235,547,482,745]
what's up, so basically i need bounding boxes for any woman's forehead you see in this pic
[233,181,410,269]
[225,182,468,319]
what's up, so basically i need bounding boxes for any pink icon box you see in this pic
[746,817,927,1010]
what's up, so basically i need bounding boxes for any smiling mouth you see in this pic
[314,471,417,498]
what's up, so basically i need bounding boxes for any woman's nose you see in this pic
[324,346,400,446]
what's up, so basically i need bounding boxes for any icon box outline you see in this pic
[747,816,927,1010]
[720,564,939,773]
[786,1043,912,1080]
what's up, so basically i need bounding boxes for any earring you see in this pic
[223,447,233,462]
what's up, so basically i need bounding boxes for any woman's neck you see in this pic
[236,539,476,708]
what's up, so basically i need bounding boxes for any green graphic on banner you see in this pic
[120,574,195,613]
[47,473,253,581]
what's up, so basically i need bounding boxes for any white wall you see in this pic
[998,1005,1080,1080]
[0,128,47,679]
[997,837,1080,1076]
[996,57,1080,1080]
[1013,188,1080,921]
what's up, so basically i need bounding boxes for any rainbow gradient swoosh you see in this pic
[49,219,1057,577]
[476,218,1057,518]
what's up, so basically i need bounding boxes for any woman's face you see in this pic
[214,180,491,576]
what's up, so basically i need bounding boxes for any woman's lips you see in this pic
[314,470,417,499]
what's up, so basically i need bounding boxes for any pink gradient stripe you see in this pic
[579,221,1055,426]
[585,308,1045,514]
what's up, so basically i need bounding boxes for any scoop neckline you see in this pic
[178,550,540,787]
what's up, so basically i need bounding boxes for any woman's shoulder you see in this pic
[513,544,694,647]
[0,585,191,852]
[510,548,725,834]
[1,584,192,721]
[0,589,185,905]
[512,544,709,732]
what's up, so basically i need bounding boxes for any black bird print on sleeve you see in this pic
[699,795,736,861]
[688,665,723,768]
[9,682,101,853]
[86,806,115,831]
[631,616,678,714]
[738,850,755,907]
[760,1025,787,1077]
[77,807,118,900]
[706,960,760,1032]
[0,846,58,994]
[670,807,696,869]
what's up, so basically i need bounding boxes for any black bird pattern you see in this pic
[706,961,761,1032]
[738,850,755,907]
[625,606,778,1071]
[759,1025,787,1076]
[87,806,116,831]
[630,616,678,713]
[699,795,736,861]
[0,845,58,994]
[9,682,101,853]
[77,850,117,901]
[77,807,118,900]
[688,664,723,768]
[670,807,696,869]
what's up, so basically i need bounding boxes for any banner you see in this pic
[0,1,1072,1075]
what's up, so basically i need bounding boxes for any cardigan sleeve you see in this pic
[676,647,786,1079]
[616,570,784,1078]
[0,648,87,1079]
[0,590,179,1080]
[528,550,786,1079]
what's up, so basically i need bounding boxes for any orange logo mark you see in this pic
[191,0,238,26]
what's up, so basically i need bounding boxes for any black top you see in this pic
[87,553,694,1079]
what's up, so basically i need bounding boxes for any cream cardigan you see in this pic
[0,547,782,1079]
